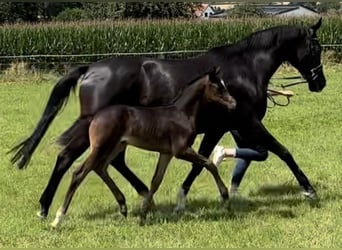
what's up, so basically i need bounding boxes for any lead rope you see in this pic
[267,77,307,108]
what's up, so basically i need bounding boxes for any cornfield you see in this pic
[0,16,341,69]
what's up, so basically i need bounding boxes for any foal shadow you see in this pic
[82,206,127,223]
[129,194,300,225]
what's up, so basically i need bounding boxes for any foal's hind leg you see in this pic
[94,167,128,217]
[50,155,94,229]
[50,145,112,229]
[38,135,89,219]
[175,147,229,209]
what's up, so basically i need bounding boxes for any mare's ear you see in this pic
[309,17,322,36]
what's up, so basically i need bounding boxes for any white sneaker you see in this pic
[212,146,225,166]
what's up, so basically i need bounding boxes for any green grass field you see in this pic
[0,64,341,247]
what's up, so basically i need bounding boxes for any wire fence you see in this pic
[0,44,341,72]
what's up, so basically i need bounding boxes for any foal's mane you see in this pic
[208,25,307,57]
[144,71,212,109]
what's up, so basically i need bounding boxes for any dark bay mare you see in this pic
[49,68,236,228]
[9,19,326,218]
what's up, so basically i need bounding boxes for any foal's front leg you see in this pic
[176,132,225,212]
[140,153,172,226]
[175,147,229,205]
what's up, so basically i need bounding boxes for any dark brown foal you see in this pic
[50,67,236,228]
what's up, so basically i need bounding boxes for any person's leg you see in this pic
[212,130,269,193]
[212,146,265,193]
[213,146,268,165]
[230,158,251,194]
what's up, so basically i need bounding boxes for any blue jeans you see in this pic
[230,130,268,188]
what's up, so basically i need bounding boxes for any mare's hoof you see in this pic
[302,189,318,201]
[120,204,128,218]
[37,210,47,220]
[302,190,320,208]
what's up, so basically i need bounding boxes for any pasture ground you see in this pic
[0,63,341,247]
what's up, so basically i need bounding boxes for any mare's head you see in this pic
[203,66,236,110]
[286,18,326,92]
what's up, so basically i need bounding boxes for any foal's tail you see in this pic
[8,65,89,169]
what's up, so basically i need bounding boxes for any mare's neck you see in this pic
[211,27,304,90]
[253,49,284,86]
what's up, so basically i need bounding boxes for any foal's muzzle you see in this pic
[225,94,237,110]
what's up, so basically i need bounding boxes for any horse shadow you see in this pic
[83,183,337,225]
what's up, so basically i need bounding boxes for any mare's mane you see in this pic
[208,25,307,58]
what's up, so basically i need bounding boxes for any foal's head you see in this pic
[203,66,236,110]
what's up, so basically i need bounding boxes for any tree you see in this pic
[54,8,88,22]
[0,2,11,23]
[0,2,200,23]
[316,2,341,13]
[123,2,198,19]
[0,2,43,23]
[42,2,83,20]
[82,2,125,20]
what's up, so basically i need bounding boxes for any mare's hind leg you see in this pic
[175,147,229,206]
[176,132,224,212]
[110,150,150,197]
[38,135,89,219]
[94,167,128,217]
[140,154,172,226]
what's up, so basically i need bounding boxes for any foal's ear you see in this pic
[214,66,221,74]
[309,17,322,36]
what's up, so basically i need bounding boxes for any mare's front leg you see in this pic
[140,153,172,226]
[239,118,317,200]
[110,150,150,197]
[175,147,229,207]
[176,132,225,212]
[38,135,89,219]
[94,167,128,217]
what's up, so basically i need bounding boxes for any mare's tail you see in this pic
[8,65,89,169]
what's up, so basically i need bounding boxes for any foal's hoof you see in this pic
[120,204,128,218]
[139,215,147,226]
[50,221,59,230]
[173,203,185,214]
